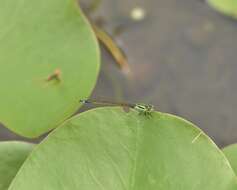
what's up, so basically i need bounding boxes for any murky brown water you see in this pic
[85,0,237,147]
[1,0,237,147]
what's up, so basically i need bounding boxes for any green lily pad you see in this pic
[8,108,237,190]
[207,0,237,19]
[223,144,237,175]
[0,141,34,190]
[0,0,100,138]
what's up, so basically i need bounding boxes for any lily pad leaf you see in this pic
[8,107,237,190]
[0,141,34,190]
[207,0,237,19]
[0,0,100,138]
[223,144,237,175]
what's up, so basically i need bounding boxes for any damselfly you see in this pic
[80,99,154,116]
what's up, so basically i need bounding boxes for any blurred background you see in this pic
[1,0,237,147]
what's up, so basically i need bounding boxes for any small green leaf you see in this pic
[207,0,237,19]
[223,144,237,175]
[0,141,34,190]
[8,108,237,190]
[0,0,100,138]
